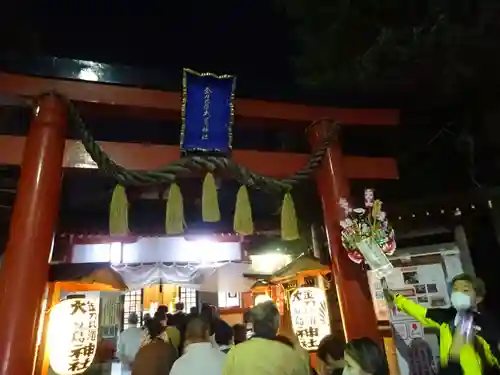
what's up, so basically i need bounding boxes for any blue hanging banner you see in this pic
[181,68,236,154]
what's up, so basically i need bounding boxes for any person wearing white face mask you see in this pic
[383,273,500,375]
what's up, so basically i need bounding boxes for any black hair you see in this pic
[215,321,234,346]
[317,334,346,362]
[345,337,388,375]
[451,273,486,298]
[232,324,247,344]
[175,301,185,311]
[153,310,166,321]
[142,313,152,330]
[145,318,166,340]
[199,307,216,335]
[128,312,139,325]
[154,305,168,322]
[157,305,169,314]
[200,303,212,313]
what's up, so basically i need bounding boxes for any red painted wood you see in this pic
[0,95,68,375]
[308,120,380,343]
[0,135,398,180]
[0,72,399,125]
[219,307,245,314]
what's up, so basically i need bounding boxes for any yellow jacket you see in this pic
[394,295,500,375]
[166,326,181,351]
[222,337,310,375]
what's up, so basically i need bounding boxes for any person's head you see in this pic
[201,303,211,314]
[145,317,166,340]
[200,303,212,321]
[175,301,184,312]
[201,303,219,318]
[212,306,220,319]
[317,335,346,375]
[250,301,280,338]
[450,273,486,310]
[156,305,168,317]
[199,308,216,338]
[344,338,388,375]
[200,303,218,333]
[128,312,139,326]
[142,313,152,329]
[215,321,234,346]
[154,306,168,326]
[185,317,211,345]
[232,324,247,344]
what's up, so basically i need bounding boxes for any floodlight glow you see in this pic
[250,253,292,274]
[78,68,99,82]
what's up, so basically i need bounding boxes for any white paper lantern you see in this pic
[290,287,330,351]
[47,298,100,375]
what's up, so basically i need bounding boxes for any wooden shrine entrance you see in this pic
[0,62,398,375]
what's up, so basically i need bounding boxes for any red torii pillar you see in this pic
[308,121,379,342]
[0,95,68,375]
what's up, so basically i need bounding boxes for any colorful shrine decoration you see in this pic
[248,280,276,306]
[109,68,302,241]
[249,280,276,307]
[290,287,330,351]
[275,285,286,315]
[46,298,100,375]
[339,189,396,278]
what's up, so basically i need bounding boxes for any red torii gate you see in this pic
[0,72,399,375]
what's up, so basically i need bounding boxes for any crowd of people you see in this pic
[117,300,387,375]
[117,272,500,375]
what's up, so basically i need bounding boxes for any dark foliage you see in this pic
[277,0,500,97]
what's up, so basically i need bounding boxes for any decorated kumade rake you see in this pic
[108,69,303,240]
[339,189,396,278]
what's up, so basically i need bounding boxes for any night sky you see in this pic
[2,0,482,196]
[2,0,492,195]
[13,1,293,85]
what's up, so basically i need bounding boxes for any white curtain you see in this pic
[199,262,254,292]
[111,263,215,290]
[111,262,252,292]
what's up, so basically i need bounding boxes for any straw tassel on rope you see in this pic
[281,191,299,240]
[165,183,184,234]
[109,185,129,236]
[234,185,254,235]
[202,172,220,222]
